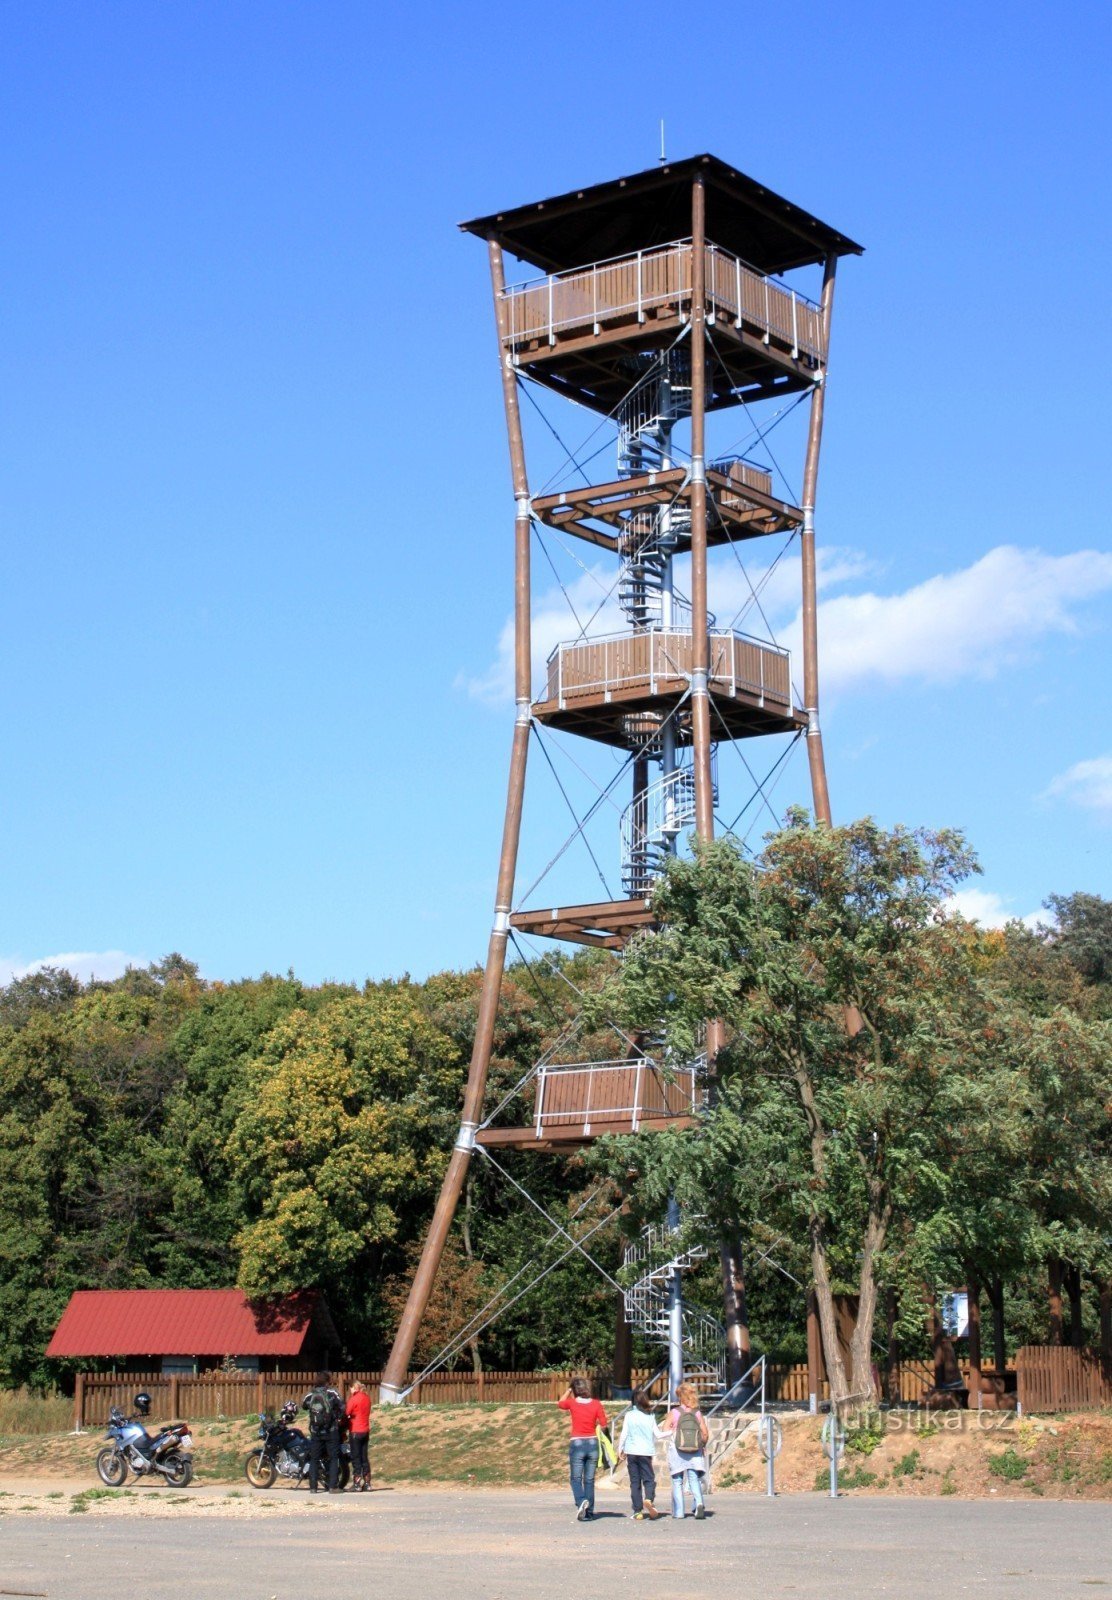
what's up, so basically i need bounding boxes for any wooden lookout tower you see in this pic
[379,155,861,1404]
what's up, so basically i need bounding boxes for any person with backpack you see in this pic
[345,1380,371,1492]
[617,1386,662,1520]
[663,1380,709,1519]
[301,1370,343,1494]
[557,1378,608,1521]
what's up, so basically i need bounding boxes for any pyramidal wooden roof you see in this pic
[461,153,863,278]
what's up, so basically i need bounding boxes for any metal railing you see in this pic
[533,1058,700,1137]
[543,626,791,709]
[503,238,825,366]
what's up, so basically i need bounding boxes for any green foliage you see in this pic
[892,1448,921,1477]
[0,865,1108,1395]
[844,1410,885,1456]
[988,1447,1028,1481]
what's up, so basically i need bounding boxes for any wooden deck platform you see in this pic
[533,628,803,749]
[510,896,655,950]
[531,460,801,554]
[502,238,826,413]
[476,1057,702,1150]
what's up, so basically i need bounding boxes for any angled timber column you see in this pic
[379,237,531,1404]
[689,174,714,846]
[799,253,839,826]
[690,174,748,1383]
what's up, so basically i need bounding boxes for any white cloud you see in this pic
[806,545,1112,693]
[1042,754,1112,819]
[459,545,867,706]
[0,950,146,986]
[943,889,1042,931]
[460,542,1112,707]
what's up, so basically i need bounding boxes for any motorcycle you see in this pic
[243,1400,351,1489]
[97,1400,194,1488]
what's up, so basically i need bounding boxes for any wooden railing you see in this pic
[542,628,793,711]
[503,239,826,367]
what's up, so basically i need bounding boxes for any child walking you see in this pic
[617,1387,662,1520]
[664,1381,710,1519]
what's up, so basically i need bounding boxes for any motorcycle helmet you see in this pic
[134,1391,152,1416]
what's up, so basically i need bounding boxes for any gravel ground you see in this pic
[1,1487,1110,1598]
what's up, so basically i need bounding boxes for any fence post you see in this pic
[477,1370,485,1403]
[73,1372,85,1433]
[256,1373,265,1415]
[168,1375,180,1421]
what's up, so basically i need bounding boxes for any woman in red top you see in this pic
[345,1381,371,1492]
[558,1378,607,1520]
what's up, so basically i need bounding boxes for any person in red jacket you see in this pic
[345,1381,371,1491]
[558,1378,608,1520]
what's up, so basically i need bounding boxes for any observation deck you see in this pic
[533,627,802,749]
[501,239,826,412]
[463,154,862,416]
[532,458,801,554]
[476,1055,703,1151]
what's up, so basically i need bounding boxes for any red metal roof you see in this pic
[45,1289,324,1358]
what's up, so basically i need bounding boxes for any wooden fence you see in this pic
[1015,1345,1112,1414]
[74,1369,636,1429]
[75,1357,1007,1428]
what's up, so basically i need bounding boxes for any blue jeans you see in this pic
[569,1437,597,1513]
[671,1467,704,1517]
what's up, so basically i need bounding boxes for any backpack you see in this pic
[307,1388,335,1434]
[675,1407,703,1452]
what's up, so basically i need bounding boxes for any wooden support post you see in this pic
[613,1295,633,1396]
[1099,1281,1112,1375]
[966,1273,982,1410]
[806,1289,823,1412]
[988,1279,1007,1374]
[169,1374,180,1422]
[1048,1257,1064,1346]
[929,1294,946,1388]
[884,1288,899,1404]
[798,253,838,826]
[379,236,532,1404]
[74,1372,85,1433]
[719,1235,751,1388]
[1065,1262,1084,1349]
[256,1373,265,1415]
[688,172,714,851]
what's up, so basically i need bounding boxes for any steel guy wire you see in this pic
[403,1194,619,1390]
[512,931,640,1056]
[477,1145,624,1292]
[531,724,615,902]
[514,688,692,909]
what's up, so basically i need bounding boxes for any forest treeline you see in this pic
[1,820,1110,1391]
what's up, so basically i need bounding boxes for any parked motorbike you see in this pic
[243,1400,350,1489]
[96,1393,194,1488]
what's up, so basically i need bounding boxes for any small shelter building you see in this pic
[45,1289,338,1375]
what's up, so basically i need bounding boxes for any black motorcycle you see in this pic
[243,1400,350,1489]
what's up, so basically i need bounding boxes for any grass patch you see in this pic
[939,1468,957,1496]
[844,1411,885,1457]
[0,1386,73,1435]
[814,1464,879,1492]
[892,1449,921,1478]
[988,1448,1028,1482]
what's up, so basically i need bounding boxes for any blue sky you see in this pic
[2,1,1109,987]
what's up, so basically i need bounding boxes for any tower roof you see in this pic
[460,153,863,277]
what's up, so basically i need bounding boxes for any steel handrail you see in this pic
[503,237,821,315]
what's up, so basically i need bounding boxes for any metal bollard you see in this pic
[758,1413,780,1498]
